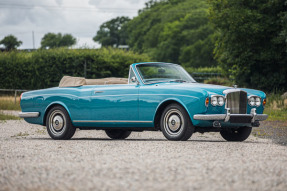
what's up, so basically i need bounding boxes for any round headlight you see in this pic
[211,96,218,106]
[218,96,224,106]
[249,97,255,106]
[255,97,261,107]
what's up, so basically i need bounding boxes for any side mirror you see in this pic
[131,76,136,83]
[131,76,139,85]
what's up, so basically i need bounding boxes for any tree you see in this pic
[93,16,131,47]
[209,0,287,91]
[126,0,217,67]
[0,35,22,51]
[41,33,76,49]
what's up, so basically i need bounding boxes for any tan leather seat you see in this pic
[59,76,87,87]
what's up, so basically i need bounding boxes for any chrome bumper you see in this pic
[19,112,39,118]
[193,108,268,123]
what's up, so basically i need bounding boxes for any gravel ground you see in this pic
[253,120,287,146]
[1,120,287,191]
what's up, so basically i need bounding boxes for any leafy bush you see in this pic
[204,77,233,86]
[126,0,217,67]
[0,48,150,89]
[185,66,222,74]
[209,0,287,92]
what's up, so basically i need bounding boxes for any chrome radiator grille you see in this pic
[226,90,247,114]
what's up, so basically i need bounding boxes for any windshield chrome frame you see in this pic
[135,63,196,85]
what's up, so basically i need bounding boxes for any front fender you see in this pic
[154,96,203,125]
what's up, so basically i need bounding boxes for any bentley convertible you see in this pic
[19,62,268,141]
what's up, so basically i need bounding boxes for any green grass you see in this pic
[0,112,20,120]
[264,93,287,121]
[0,96,21,110]
[264,108,287,121]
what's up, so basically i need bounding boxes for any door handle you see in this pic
[94,91,104,94]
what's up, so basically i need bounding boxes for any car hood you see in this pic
[156,82,266,97]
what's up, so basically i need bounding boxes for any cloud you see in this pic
[0,0,147,49]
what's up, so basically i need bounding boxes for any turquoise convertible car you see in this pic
[19,62,268,141]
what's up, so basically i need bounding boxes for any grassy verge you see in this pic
[0,112,20,120]
[0,96,21,110]
[264,108,287,121]
[264,93,287,121]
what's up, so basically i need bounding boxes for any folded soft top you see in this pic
[59,76,128,87]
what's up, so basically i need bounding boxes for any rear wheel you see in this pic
[46,106,76,140]
[220,126,252,142]
[160,103,194,141]
[105,129,131,139]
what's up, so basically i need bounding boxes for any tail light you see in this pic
[20,93,23,102]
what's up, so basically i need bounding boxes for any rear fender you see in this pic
[43,101,72,126]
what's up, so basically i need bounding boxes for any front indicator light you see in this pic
[205,97,209,107]
[263,99,266,106]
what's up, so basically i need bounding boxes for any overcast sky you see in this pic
[0,0,148,49]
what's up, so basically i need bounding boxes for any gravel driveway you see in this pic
[1,120,287,191]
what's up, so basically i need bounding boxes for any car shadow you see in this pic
[27,137,259,143]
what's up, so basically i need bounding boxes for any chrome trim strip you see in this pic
[193,114,226,121]
[223,89,246,95]
[19,112,39,118]
[224,108,230,122]
[193,114,268,121]
[73,120,153,123]
[24,93,199,99]
[193,107,268,122]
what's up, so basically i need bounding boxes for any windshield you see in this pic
[136,63,196,84]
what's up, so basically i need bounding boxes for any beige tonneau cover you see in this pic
[59,76,128,87]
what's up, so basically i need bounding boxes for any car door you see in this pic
[88,84,139,127]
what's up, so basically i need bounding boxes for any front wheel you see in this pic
[46,106,76,140]
[160,104,194,141]
[220,126,252,142]
[105,129,131,139]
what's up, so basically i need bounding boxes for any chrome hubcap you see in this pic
[164,109,184,136]
[49,110,66,136]
[168,115,181,131]
[53,115,64,130]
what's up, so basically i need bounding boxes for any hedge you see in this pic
[0,48,151,89]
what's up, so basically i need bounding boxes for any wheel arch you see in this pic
[153,98,192,130]
[43,102,72,126]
